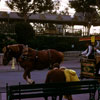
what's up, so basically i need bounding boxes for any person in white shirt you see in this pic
[95,41,100,49]
[81,41,95,59]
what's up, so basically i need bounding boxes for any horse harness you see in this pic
[20,49,52,64]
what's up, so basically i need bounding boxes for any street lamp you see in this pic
[71,14,74,33]
[7,11,10,24]
[7,11,10,34]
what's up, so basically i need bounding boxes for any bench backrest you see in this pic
[6,80,98,100]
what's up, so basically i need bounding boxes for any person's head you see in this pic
[52,63,60,69]
[86,41,91,46]
[91,42,95,46]
[60,66,66,71]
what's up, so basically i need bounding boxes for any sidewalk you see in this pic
[0,64,24,72]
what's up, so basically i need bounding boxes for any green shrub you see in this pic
[0,34,86,53]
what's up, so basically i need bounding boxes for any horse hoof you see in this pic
[32,81,35,84]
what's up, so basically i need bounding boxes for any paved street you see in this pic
[0,56,98,100]
[0,57,81,86]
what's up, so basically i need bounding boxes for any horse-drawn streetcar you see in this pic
[80,58,96,79]
[79,36,100,80]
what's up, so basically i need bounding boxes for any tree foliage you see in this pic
[69,0,100,19]
[15,22,35,45]
[69,0,98,13]
[6,0,56,21]
[69,0,100,35]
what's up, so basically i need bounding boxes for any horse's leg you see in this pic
[52,96,57,100]
[27,72,35,84]
[44,97,48,100]
[28,72,31,78]
[64,95,73,100]
[59,95,63,100]
[67,95,73,100]
[23,70,35,84]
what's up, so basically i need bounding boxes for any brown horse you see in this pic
[2,44,64,84]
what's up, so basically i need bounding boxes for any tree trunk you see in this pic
[87,23,91,36]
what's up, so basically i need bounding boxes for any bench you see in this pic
[6,80,99,100]
[0,87,6,100]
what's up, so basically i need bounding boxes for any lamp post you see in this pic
[71,14,74,34]
[87,21,91,36]
[7,11,10,24]
[7,11,10,34]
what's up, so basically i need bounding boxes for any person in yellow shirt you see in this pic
[60,66,80,82]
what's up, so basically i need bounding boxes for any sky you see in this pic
[0,0,10,11]
[0,0,75,15]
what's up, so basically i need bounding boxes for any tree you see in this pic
[95,0,100,16]
[69,0,100,35]
[59,8,69,15]
[96,0,100,9]
[6,0,55,22]
[15,22,35,45]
